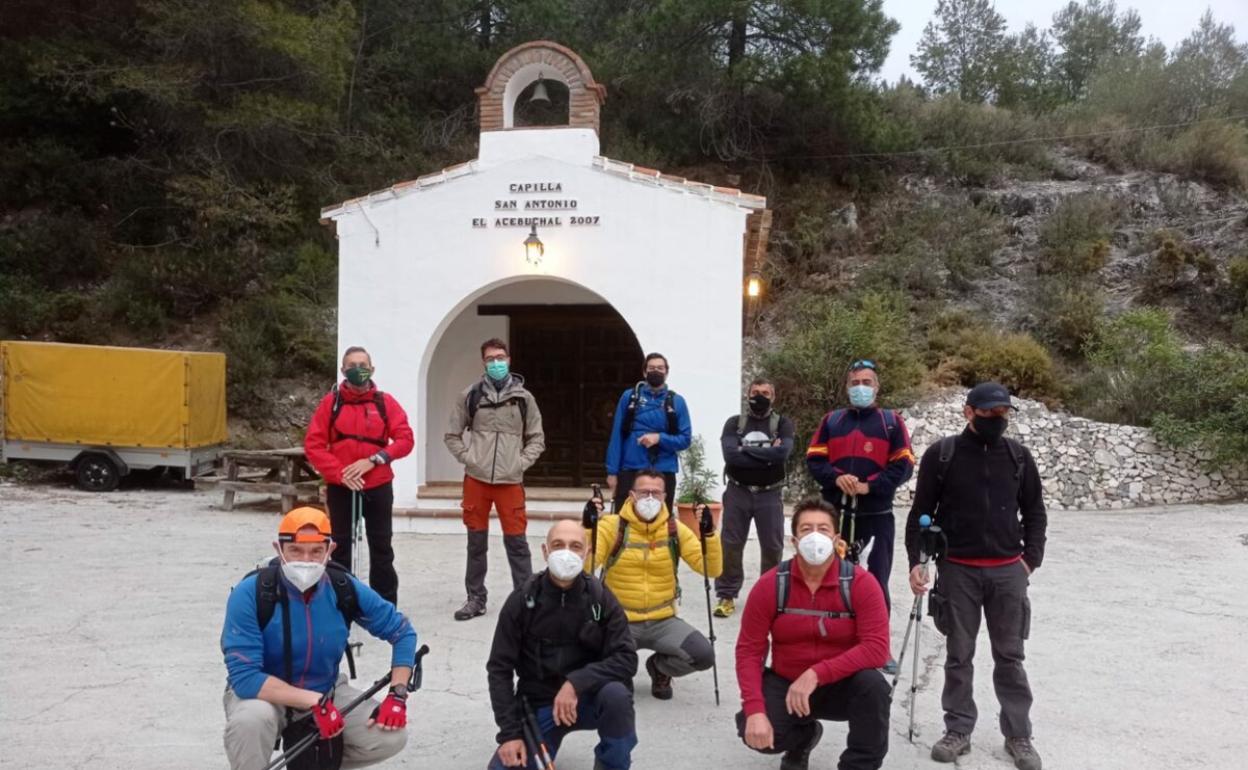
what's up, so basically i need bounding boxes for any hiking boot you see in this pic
[1004,737,1042,770]
[646,654,673,700]
[931,732,971,762]
[881,658,898,676]
[713,598,735,618]
[779,720,822,770]
[453,595,486,621]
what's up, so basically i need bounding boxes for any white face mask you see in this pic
[634,496,662,521]
[546,548,584,581]
[281,554,328,592]
[796,532,836,567]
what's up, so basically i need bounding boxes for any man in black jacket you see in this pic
[905,382,1047,770]
[713,377,795,618]
[486,520,639,770]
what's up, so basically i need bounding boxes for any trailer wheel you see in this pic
[75,453,121,492]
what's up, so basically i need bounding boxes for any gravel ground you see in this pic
[1,482,1246,769]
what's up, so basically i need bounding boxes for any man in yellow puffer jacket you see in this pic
[585,469,723,701]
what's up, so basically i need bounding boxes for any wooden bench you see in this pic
[195,448,321,512]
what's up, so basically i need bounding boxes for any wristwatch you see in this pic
[368,453,384,465]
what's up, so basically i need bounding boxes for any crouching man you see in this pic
[735,499,891,770]
[487,520,639,770]
[221,507,419,770]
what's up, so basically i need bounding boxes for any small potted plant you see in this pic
[675,435,722,532]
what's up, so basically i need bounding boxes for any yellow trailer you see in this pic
[1,341,226,490]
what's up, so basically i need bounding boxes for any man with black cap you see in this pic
[712,377,795,618]
[905,382,1047,770]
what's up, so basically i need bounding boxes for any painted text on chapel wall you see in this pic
[471,182,602,228]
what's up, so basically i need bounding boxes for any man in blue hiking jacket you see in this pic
[221,507,418,769]
[604,353,693,512]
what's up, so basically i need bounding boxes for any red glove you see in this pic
[311,695,346,739]
[368,689,407,729]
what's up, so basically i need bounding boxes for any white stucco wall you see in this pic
[329,130,753,507]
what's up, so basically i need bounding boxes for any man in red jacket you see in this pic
[735,499,891,770]
[304,346,414,606]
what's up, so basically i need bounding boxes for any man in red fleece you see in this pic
[735,499,891,770]
[304,346,414,606]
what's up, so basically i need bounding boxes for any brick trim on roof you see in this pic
[475,41,607,133]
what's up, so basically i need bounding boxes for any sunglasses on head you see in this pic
[849,359,877,371]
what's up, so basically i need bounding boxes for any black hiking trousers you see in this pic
[326,482,398,606]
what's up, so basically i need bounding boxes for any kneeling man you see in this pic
[735,499,891,770]
[487,520,639,769]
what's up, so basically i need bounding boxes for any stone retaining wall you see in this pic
[893,390,1247,510]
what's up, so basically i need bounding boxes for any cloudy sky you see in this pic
[880,0,1248,83]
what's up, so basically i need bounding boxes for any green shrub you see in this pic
[1037,195,1116,277]
[925,312,1063,401]
[760,291,924,495]
[1080,308,1185,424]
[880,94,1052,183]
[1070,114,1146,171]
[1231,312,1248,348]
[1229,256,1248,309]
[969,333,1061,400]
[1033,279,1104,356]
[1149,344,1248,469]
[221,292,333,415]
[867,199,1004,293]
[1141,121,1248,189]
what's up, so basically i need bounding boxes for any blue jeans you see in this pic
[488,681,637,770]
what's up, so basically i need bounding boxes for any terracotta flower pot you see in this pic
[676,501,723,533]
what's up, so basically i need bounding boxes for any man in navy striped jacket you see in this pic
[805,360,915,636]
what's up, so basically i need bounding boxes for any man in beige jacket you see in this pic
[445,337,545,621]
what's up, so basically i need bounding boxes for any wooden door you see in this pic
[495,305,642,487]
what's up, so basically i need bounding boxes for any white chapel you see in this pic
[321,41,772,514]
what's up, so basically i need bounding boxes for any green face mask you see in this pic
[344,365,372,387]
[485,360,510,380]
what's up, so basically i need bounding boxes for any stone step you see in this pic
[415,482,593,513]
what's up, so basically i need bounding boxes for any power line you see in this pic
[752,111,1248,161]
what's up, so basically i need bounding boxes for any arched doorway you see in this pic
[423,278,642,488]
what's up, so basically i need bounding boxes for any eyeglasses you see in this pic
[633,490,664,500]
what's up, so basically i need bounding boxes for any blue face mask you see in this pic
[485,360,510,381]
[848,384,876,408]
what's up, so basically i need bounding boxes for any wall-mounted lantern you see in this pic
[524,224,544,265]
[746,270,763,298]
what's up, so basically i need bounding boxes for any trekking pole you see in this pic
[351,490,365,580]
[346,490,365,677]
[697,504,721,706]
[267,644,431,770]
[521,696,557,769]
[907,514,941,743]
[588,484,603,574]
[889,592,923,699]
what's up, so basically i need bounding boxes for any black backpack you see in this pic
[932,435,1023,489]
[774,558,855,637]
[736,410,781,441]
[466,381,529,428]
[620,382,679,438]
[522,571,607,625]
[602,513,682,608]
[248,559,362,683]
[328,385,389,448]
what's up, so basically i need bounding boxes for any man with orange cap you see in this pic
[221,507,419,769]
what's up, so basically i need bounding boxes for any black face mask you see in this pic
[748,394,772,415]
[972,415,1008,444]
[645,371,666,388]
